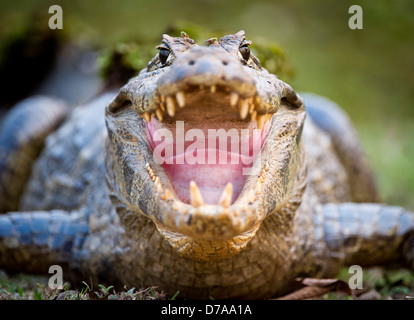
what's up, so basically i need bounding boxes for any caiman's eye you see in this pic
[159,48,170,65]
[239,45,250,61]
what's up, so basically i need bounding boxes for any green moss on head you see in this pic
[251,40,295,81]
[165,22,295,80]
[97,23,294,88]
[97,42,156,89]
[163,21,212,44]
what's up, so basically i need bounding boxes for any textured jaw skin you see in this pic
[105,31,305,261]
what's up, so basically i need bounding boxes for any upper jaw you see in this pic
[152,47,283,129]
[109,46,285,129]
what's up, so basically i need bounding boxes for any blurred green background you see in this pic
[1,0,413,209]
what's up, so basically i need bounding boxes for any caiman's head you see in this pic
[105,31,306,261]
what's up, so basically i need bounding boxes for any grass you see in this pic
[1,268,413,300]
[322,267,414,300]
[0,271,172,300]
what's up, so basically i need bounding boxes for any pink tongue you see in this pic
[162,149,251,204]
[146,120,269,205]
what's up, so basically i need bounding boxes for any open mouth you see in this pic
[144,85,272,207]
[105,43,306,261]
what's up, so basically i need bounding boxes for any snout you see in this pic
[157,46,256,98]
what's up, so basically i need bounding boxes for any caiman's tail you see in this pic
[316,202,414,275]
[0,210,88,277]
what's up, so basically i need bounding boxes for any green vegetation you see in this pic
[1,268,413,300]
[0,271,168,300]
[323,267,414,300]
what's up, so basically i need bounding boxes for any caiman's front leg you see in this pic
[316,203,414,275]
[0,210,88,278]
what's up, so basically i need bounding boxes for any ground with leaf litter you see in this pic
[1,267,413,300]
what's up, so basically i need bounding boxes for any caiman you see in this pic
[0,31,413,299]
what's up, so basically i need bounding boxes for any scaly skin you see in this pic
[0,31,413,299]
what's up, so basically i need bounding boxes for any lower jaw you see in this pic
[154,219,262,261]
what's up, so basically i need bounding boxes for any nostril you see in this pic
[222,61,228,66]
[189,60,195,65]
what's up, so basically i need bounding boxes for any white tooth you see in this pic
[142,112,151,122]
[251,110,257,121]
[219,183,233,208]
[166,96,176,117]
[176,91,185,108]
[239,99,249,120]
[248,189,256,203]
[156,108,163,122]
[210,85,216,93]
[267,113,273,123]
[249,101,255,113]
[256,114,266,130]
[256,181,262,195]
[230,92,239,108]
[190,181,204,207]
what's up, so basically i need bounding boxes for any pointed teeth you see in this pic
[248,189,256,203]
[219,183,233,208]
[239,99,249,120]
[256,114,266,130]
[210,85,216,93]
[255,96,262,106]
[230,92,239,108]
[256,181,262,195]
[266,113,273,123]
[176,91,185,108]
[251,110,257,121]
[189,181,204,207]
[156,108,164,122]
[142,112,151,123]
[166,96,176,117]
[249,101,255,113]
